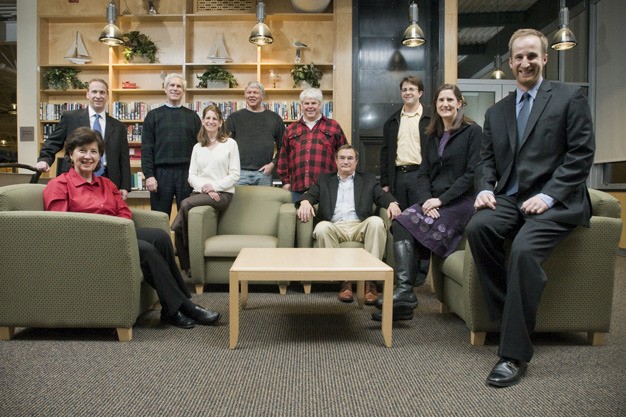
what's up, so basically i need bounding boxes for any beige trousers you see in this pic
[313,217,387,260]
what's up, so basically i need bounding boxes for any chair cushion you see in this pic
[440,250,466,287]
[204,234,279,257]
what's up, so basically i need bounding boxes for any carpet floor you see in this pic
[1,258,625,416]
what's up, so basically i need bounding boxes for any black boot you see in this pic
[371,305,414,321]
[375,239,419,311]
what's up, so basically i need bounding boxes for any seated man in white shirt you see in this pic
[296,144,401,304]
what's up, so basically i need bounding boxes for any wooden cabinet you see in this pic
[37,0,350,184]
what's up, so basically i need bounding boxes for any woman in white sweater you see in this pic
[171,104,240,275]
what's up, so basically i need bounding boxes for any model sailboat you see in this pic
[207,33,232,64]
[64,31,92,65]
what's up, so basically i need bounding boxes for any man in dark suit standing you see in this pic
[37,79,131,199]
[467,29,595,388]
[297,144,401,304]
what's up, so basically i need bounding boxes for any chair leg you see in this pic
[278,283,288,295]
[302,282,312,294]
[588,332,606,346]
[439,302,450,314]
[116,327,133,342]
[470,331,486,346]
[0,326,15,340]
[195,284,204,295]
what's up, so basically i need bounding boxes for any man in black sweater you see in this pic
[141,73,201,216]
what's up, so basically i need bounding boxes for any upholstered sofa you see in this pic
[187,185,296,294]
[0,183,169,341]
[431,188,623,346]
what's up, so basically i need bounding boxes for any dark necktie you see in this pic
[93,114,106,177]
[505,92,532,196]
[517,92,531,143]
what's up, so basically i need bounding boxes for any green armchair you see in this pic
[187,185,296,294]
[431,189,623,346]
[0,183,169,341]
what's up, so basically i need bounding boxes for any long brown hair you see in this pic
[197,104,230,146]
[425,84,474,138]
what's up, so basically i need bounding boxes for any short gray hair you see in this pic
[163,73,186,90]
[245,81,266,98]
[299,88,323,103]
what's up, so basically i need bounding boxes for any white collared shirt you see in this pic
[88,107,106,136]
[331,173,359,223]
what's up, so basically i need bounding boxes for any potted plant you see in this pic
[196,66,238,88]
[291,63,323,88]
[123,31,158,63]
[43,67,87,90]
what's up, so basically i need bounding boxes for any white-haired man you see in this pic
[141,73,201,216]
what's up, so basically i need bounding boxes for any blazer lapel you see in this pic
[503,94,517,155]
[520,80,551,147]
[79,109,90,128]
[353,172,364,212]
[329,174,339,213]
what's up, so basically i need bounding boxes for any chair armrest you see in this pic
[188,205,219,284]
[277,202,296,248]
[131,209,170,232]
[297,218,314,248]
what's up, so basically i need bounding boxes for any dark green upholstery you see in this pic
[0,183,169,341]
[431,188,623,345]
[187,186,296,291]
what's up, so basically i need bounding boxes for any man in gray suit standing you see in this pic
[467,29,595,388]
[37,79,131,199]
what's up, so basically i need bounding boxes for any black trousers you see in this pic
[465,196,575,362]
[136,228,191,316]
[392,169,420,210]
[150,165,192,217]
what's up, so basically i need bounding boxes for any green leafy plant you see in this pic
[43,67,87,90]
[123,31,158,63]
[291,63,323,88]
[196,66,238,88]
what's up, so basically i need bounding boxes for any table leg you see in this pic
[356,280,364,308]
[229,271,240,349]
[241,280,249,309]
[381,271,393,347]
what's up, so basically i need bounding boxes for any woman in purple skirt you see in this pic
[373,84,482,321]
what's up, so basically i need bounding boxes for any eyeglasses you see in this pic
[401,87,420,93]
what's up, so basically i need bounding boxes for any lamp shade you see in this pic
[402,2,425,47]
[249,22,273,45]
[249,1,273,45]
[551,6,577,50]
[99,1,124,46]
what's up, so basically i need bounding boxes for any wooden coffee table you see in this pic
[229,247,394,349]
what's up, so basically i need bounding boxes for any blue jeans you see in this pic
[238,169,273,186]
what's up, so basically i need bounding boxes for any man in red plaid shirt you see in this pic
[277,88,347,201]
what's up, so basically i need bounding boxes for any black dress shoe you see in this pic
[486,358,528,388]
[371,306,414,322]
[183,303,221,326]
[161,310,195,329]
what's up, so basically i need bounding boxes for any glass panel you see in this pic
[462,91,495,128]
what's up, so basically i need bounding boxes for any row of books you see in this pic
[131,171,145,191]
[39,103,86,121]
[112,102,162,121]
[126,123,143,143]
[128,147,141,159]
[39,100,334,123]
